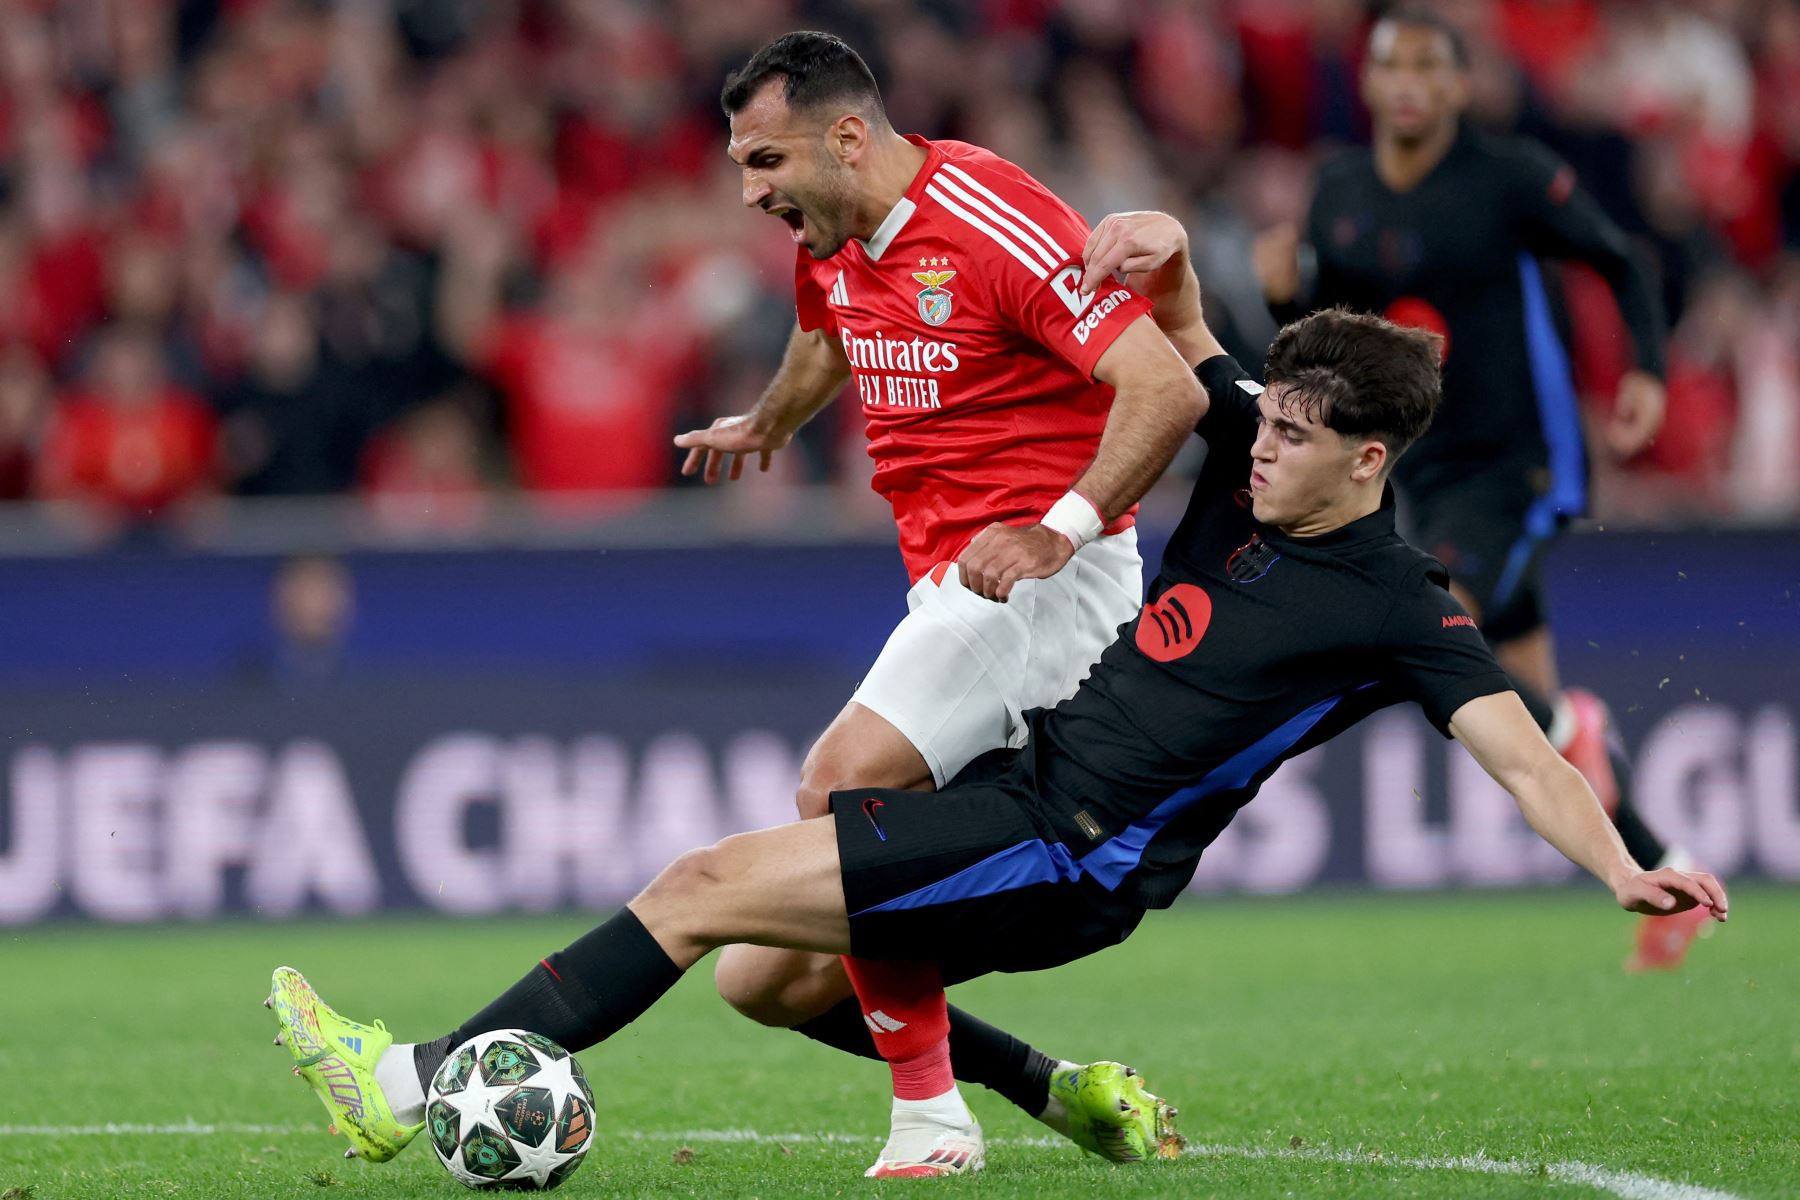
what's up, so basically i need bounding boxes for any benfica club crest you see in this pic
[912,263,956,327]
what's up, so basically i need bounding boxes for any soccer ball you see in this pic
[425,1029,596,1190]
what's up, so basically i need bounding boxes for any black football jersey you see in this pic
[1295,127,1664,505]
[1019,355,1513,907]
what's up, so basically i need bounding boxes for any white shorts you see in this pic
[851,528,1144,787]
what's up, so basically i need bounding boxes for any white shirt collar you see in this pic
[859,196,917,261]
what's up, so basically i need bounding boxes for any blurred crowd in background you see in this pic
[0,0,1796,544]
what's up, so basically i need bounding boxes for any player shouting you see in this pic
[670,30,1204,1169]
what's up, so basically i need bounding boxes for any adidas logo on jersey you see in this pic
[828,270,848,307]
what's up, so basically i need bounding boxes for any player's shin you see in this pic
[794,997,1059,1117]
[404,908,684,1096]
[841,956,958,1102]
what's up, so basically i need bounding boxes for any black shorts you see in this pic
[830,774,1146,984]
[1404,465,1565,645]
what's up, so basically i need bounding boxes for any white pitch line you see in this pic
[0,1124,1748,1200]
[0,1122,302,1136]
[1184,1142,1747,1200]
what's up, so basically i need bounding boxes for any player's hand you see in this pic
[957,523,1076,603]
[1081,211,1189,296]
[673,413,790,483]
[1614,867,1728,921]
[1605,370,1665,459]
[1252,222,1302,305]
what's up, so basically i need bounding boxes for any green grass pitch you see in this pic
[1,888,1794,1198]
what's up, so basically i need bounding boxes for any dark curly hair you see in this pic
[1263,308,1443,465]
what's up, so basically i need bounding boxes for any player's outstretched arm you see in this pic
[1082,211,1225,370]
[1448,691,1729,920]
[674,323,852,483]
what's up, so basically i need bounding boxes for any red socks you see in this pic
[841,956,954,1100]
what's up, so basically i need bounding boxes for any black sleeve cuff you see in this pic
[1194,354,1249,401]
[1424,672,1516,738]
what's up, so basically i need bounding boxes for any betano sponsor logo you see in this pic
[1072,287,1134,346]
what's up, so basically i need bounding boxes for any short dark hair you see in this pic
[1262,308,1442,464]
[721,31,886,122]
[1373,6,1472,70]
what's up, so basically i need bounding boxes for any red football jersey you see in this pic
[795,136,1153,582]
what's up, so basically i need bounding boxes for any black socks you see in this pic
[794,998,1059,1117]
[946,1006,1059,1116]
[414,908,684,1090]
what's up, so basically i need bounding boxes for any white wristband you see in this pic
[1041,490,1105,551]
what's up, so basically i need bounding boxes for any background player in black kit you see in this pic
[270,224,1728,1181]
[1253,7,1706,970]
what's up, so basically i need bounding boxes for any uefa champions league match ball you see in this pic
[425,1029,597,1190]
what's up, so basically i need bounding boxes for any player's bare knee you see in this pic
[794,776,835,820]
[713,947,803,1027]
[778,953,853,1022]
[795,751,851,819]
[710,947,763,1018]
[714,947,845,1027]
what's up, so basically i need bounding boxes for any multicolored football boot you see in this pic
[1044,1061,1184,1163]
[865,1114,985,1178]
[267,966,423,1162]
